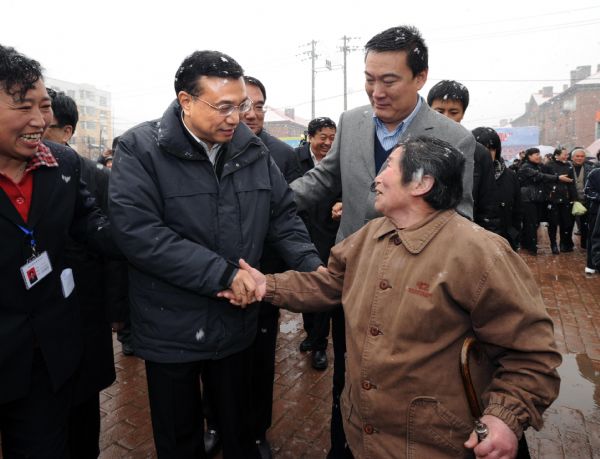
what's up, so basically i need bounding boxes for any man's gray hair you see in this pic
[396,135,465,210]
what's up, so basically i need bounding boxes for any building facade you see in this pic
[512,65,600,151]
[45,77,113,160]
[264,107,308,146]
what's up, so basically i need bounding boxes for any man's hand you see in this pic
[239,259,266,300]
[558,174,573,183]
[331,202,343,221]
[217,259,265,307]
[464,415,518,459]
[228,266,257,308]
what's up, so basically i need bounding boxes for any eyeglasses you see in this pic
[194,96,252,116]
[250,100,268,114]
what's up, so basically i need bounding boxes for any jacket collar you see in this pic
[157,99,264,165]
[373,209,457,254]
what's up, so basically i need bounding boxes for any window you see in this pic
[99,96,108,107]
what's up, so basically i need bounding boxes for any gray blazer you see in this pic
[291,103,475,242]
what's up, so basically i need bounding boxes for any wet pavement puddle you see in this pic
[554,353,600,420]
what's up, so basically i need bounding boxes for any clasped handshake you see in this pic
[218,260,328,308]
[217,259,267,308]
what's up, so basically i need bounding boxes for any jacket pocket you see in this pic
[407,396,473,459]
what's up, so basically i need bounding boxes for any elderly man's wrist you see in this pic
[264,275,277,303]
[483,403,524,439]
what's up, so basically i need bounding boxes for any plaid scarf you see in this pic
[25,142,59,173]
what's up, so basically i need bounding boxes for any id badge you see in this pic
[20,251,53,290]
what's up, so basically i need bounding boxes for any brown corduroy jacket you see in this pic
[265,209,561,459]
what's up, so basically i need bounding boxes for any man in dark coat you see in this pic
[295,117,340,371]
[109,51,322,459]
[43,90,127,459]
[472,126,522,250]
[427,80,499,232]
[542,148,577,253]
[199,75,303,459]
[0,45,117,458]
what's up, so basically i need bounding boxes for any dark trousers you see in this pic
[587,211,599,268]
[145,347,260,459]
[547,202,574,249]
[203,303,279,440]
[0,349,72,459]
[578,213,589,248]
[521,202,542,251]
[67,393,101,459]
[301,311,330,350]
[327,306,353,459]
[117,314,132,346]
[251,303,280,438]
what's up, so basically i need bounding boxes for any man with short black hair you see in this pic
[290,25,476,458]
[43,89,79,145]
[427,79,499,232]
[295,116,339,371]
[109,50,321,458]
[0,45,115,458]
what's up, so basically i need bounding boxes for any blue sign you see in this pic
[496,126,539,147]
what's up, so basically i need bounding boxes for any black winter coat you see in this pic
[295,143,340,263]
[542,159,576,204]
[517,160,560,203]
[258,129,303,275]
[64,157,128,402]
[473,143,500,232]
[109,100,321,363]
[585,168,600,215]
[0,143,116,403]
[494,160,521,250]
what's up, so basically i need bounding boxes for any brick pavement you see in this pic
[2,231,600,458]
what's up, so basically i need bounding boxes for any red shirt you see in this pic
[0,144,59,223]
[0,172,34,222]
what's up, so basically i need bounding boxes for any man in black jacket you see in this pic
[109,51,322,459]
[427,80,499,232]
[0,45,116,458]
[295,117,339,371]
[198,75,302,459]
[43,90,127,459]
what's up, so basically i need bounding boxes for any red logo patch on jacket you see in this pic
[407,281,432,298]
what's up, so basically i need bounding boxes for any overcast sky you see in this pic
[2,0,599,135]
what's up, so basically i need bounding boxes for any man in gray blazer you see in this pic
[292,25,474,242]
[289,25,475,459]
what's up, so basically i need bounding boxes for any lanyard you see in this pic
[17,224,38,258]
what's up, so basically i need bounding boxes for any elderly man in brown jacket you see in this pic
[222,135,561,459]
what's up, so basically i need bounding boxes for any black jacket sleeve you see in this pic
[473,144,500,232]
[264,155,322,273]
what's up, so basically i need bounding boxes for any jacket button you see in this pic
[392,235,401,245]
[379,280,390,289]
[370,326,380,336]
[364,424,374,434]
[362,380,372,390]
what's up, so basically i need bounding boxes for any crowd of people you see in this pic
[7,22,600,459]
